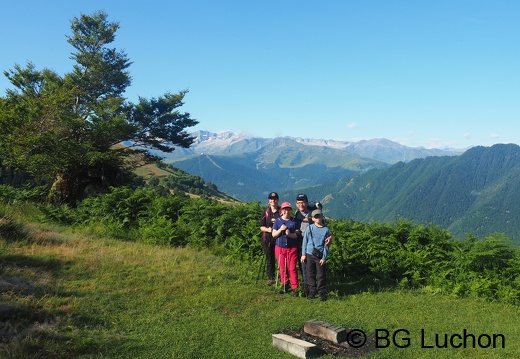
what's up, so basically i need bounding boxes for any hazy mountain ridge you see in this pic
[161,130,463,164]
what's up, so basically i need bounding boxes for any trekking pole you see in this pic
[283,255,288,293]
[275,252,281,293]
[256,254,266,284]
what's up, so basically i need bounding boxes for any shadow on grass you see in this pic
[328,274,399,297]
[0,252,126,359]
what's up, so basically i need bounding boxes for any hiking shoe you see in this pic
[319,294,327,301]
[300,284,309,298]
[292,290,299,297]
[267,279,274,286]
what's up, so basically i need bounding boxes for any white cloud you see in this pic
[346,122,357,129]
[489,133,500,139]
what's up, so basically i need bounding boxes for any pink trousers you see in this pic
[275,246,299,289]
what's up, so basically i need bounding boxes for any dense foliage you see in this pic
[0,11,198,206]
[11,185,516,306]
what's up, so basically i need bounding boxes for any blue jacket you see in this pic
[302,223,331,261]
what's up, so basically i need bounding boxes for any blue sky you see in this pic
[1,1,518,149]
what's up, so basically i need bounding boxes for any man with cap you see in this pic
[294,193,311,296]
[260,192,280,286]
[294,194,333,296]
[272,201,299,295]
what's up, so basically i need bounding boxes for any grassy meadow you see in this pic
[1,207,520,358]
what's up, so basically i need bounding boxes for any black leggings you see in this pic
[306,254,327,296]
[261,239,276,280]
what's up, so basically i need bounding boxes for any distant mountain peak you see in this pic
[184,130,463,164]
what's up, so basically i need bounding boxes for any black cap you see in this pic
[296,193,308,202]
[268,192,279,199]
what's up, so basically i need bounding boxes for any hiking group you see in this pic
[260,192,331,301]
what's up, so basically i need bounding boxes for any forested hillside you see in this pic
[318,144,520,240]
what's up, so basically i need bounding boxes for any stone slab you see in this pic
[272,333,322,358]
[304,319,347,344]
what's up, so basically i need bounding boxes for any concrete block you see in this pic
[272,333,322,358]
[304,319,347,343]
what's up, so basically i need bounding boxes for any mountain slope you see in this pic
[318,144,520,239]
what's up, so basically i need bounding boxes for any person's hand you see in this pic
[325,236,332,246]
[301,255,306,263]
[320,259,325,266]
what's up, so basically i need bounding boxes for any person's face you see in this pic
[269,197,279,206]
[296,200,308,212]
[312,214,322,223]
[281,208,292,217]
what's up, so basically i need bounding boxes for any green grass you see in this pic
[1,213,519,358]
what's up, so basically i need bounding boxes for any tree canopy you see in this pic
[0,11,198,205]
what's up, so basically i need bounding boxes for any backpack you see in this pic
[307,201,322,212]
[307,201,326,225]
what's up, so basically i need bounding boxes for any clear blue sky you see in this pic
[1,1,518,149]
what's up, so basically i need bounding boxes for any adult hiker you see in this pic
[260,191,280,286]
[294,193,333,296]
[293,193,311,296]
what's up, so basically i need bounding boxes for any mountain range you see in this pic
[163,130,463,164]
[151,131,519,241]
[154,130,462,200]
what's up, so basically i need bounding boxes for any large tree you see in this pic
[0,11,198,205]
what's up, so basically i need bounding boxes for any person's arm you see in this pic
[272,220,285,238]
[260,225,272,234]
[320,228,331,264]
[260,214,270,233]
[325,235,332,246]
[301,227,309,263]
[286,230,297,239]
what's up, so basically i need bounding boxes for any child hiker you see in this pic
[301,209,331,301]
[272,201,299,296]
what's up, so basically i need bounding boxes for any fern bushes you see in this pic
[327,219,520,304]
[68,187,265,255]
[5,185,518,305]
[439,234,520,303]
[69,186,520,304]
[327,219,454,287]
